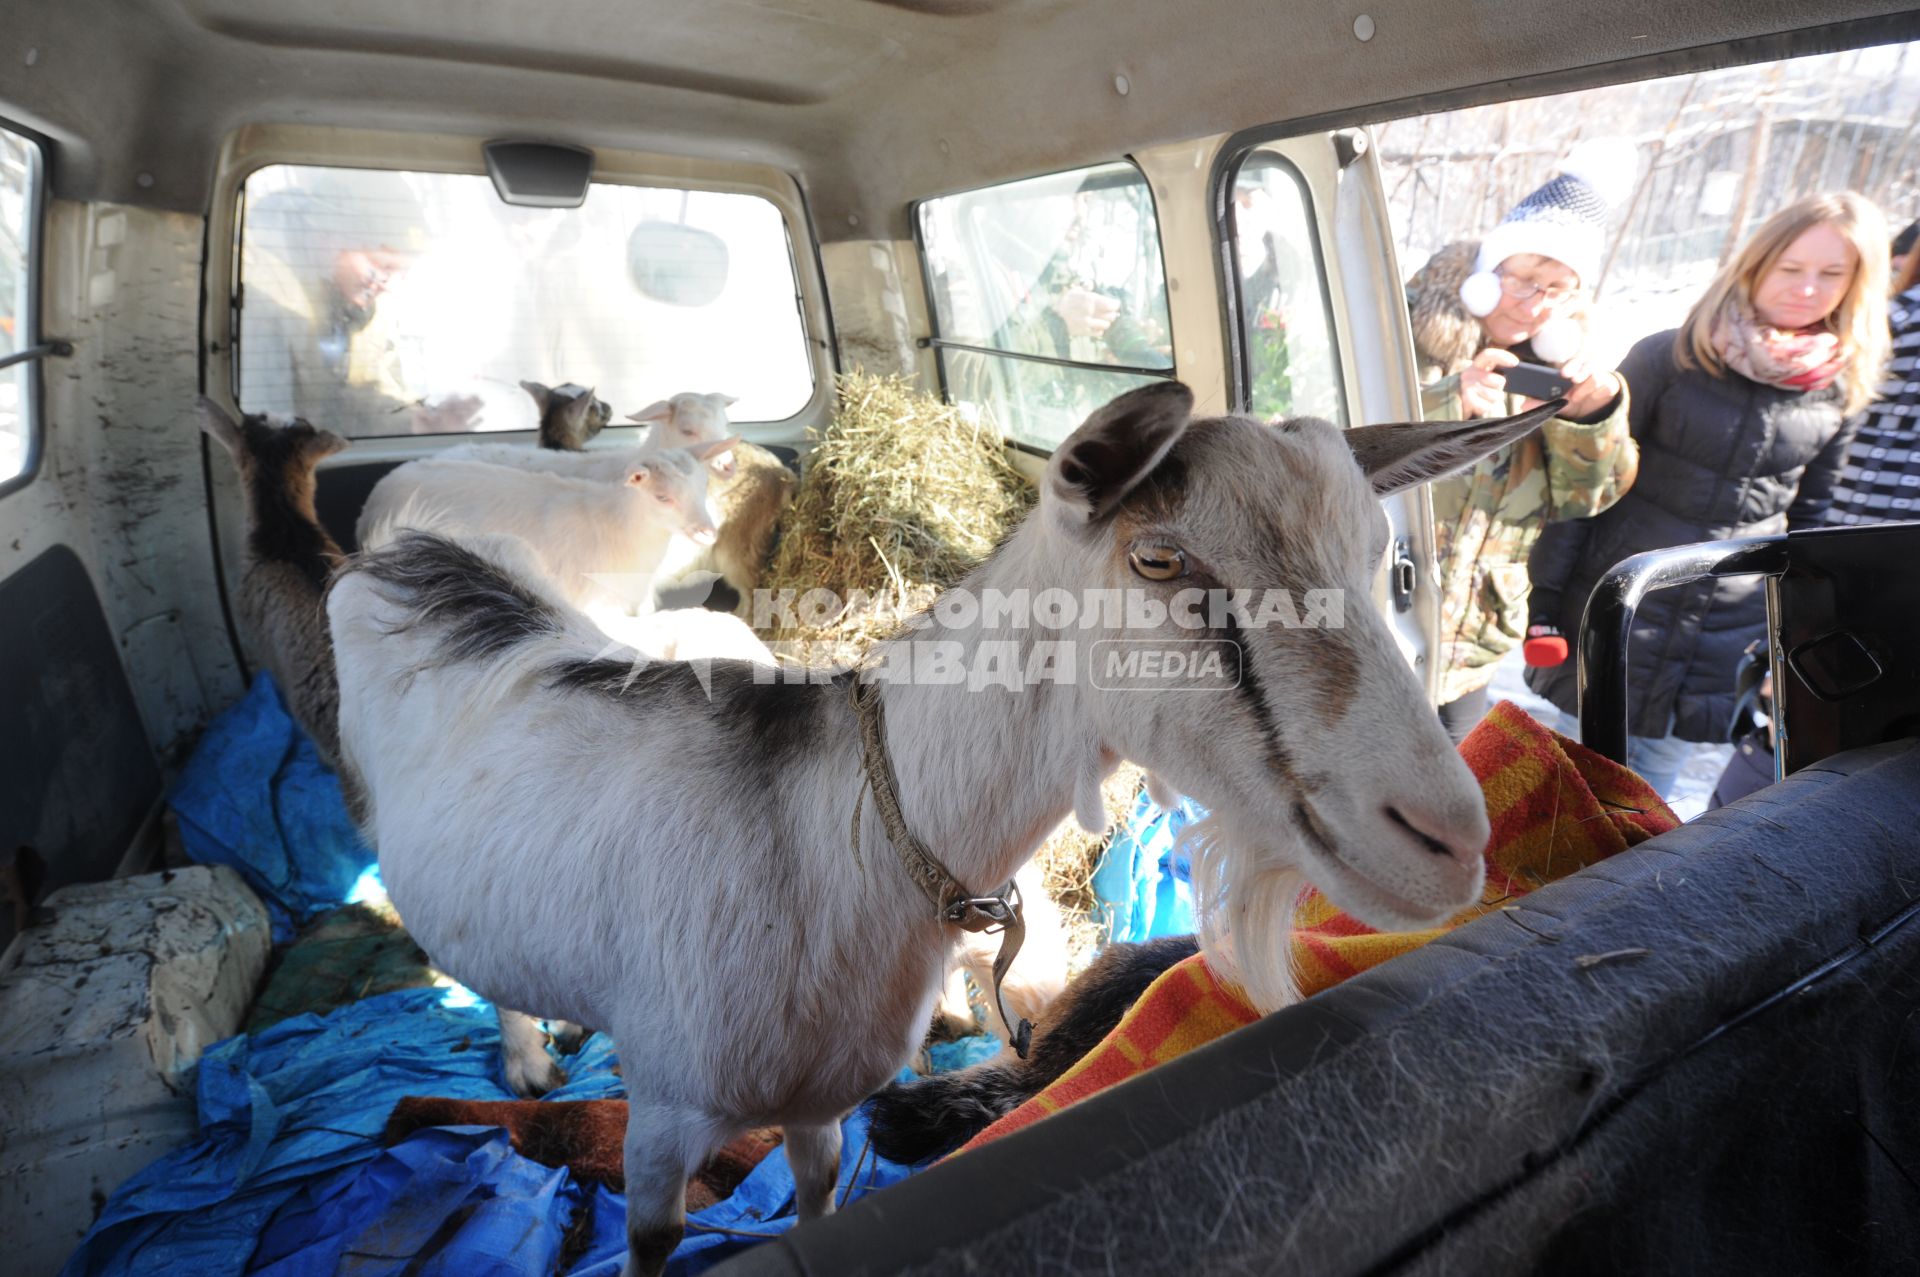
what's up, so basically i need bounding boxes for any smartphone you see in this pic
[1501,360,1575,401]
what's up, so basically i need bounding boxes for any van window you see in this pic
[0,123,40,489]
[1228,152,1347,425]
[919,162,1175,451]
[235,164,813,437]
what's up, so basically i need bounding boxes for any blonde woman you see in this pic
[1524,191,1890,797]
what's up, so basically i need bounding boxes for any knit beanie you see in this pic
[1459,138,1639,317]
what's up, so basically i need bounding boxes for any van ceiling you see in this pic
[2,0,1914,237]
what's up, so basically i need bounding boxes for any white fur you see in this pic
[588,606,776,665]
[329,383,1541,1275]
[356,450,720,615]
[627,391,739,479]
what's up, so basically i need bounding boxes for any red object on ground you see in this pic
[384,1097,781,1209]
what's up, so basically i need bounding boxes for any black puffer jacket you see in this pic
[1526,328,1857,741]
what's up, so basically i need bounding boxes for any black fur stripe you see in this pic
[352,532,561,666]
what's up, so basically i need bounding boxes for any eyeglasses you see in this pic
[1497,272,1580,304]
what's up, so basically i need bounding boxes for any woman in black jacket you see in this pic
[1523,192,1891,798]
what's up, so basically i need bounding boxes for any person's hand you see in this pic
[1457,347,1517,419]
[410,393,483,435]
[1524,350,1621,418]
[1052,287,1120,339]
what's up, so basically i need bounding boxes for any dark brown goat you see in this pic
[198,397,350,768]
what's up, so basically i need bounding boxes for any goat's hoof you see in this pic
[505,1054,569,1098]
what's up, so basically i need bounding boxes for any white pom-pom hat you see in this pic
[1459,137,1640,317]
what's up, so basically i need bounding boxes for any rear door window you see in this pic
[1227,151,1347,425]
[235,164,813,437]
[918,162,1176,450]
[1,122,41,490]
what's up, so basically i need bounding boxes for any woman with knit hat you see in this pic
[1524,191,1891,798]
[1403,139,1642,741]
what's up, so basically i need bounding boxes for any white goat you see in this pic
[328,383,1559,1276]
[628,391,739,478]
[355,443,729,615]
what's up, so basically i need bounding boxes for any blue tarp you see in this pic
[170,673,376,940]
[61,986,918,1277]
[1091,791,1204,943]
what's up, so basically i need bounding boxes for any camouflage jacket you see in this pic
[1406,241,1640,703]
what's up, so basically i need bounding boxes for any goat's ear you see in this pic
[690,434,739,462]
[195,396,245,459]
[627,400,673,425]
[1045,381,1193,528]
[520,380,553,413]
[721,394,739,407]
[557,390,596,433]
[1344,399,1567,496]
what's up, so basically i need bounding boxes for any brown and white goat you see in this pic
[327,383,1558,1276]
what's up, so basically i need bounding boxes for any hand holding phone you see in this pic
[1500,361,1575,402]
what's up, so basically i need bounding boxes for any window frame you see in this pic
[0,115,48,501]
[1217,146,1351,426]
[911,157,1180,457]
[205,133,835,447]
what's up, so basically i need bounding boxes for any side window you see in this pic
[235,164,813,437]
[1,123,41,492]
[1228,151,1346,425]
[918,162,1176,451]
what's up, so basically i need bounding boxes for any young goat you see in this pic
[628,391,797,606]
[355,442,729,615]
[442,409,793,611]
[197,397,350,767]
[874,934,1201,1164]
[327,383,1559,1276]
[522,380,613,452]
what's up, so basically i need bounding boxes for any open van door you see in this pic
[917,130,1437,700]
[1208,126,1440,700]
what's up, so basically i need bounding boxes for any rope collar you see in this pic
[848,673,1034,1057]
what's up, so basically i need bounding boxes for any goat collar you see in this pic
[848,673,1034,1057]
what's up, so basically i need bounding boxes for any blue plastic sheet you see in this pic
[1091,791,1205,942]
[61,987,915,1277]
[169,673,376,940]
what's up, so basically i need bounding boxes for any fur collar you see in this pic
[1404,240,1485,382]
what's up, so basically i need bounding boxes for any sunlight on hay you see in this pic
[760,370,1032,659]
[759,370,1139,971]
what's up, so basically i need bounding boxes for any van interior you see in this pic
[3,3,1920,1274]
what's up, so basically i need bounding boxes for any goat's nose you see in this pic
[1385,804,1484,867]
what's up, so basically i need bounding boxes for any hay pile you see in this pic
[759,370,1032,663]
[760,370,1139,969]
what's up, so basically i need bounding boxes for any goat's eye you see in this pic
[655,492,672,504]
[1128,547,1188,581]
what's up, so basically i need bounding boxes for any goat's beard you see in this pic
[1183,811,1309,1015]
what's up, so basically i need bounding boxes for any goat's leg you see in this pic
[620,1100,719,1277]
[931,967,979,1038]
[784,1119,844,1221]
[547,1019,591,1054]
[498,1006,567,1097]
